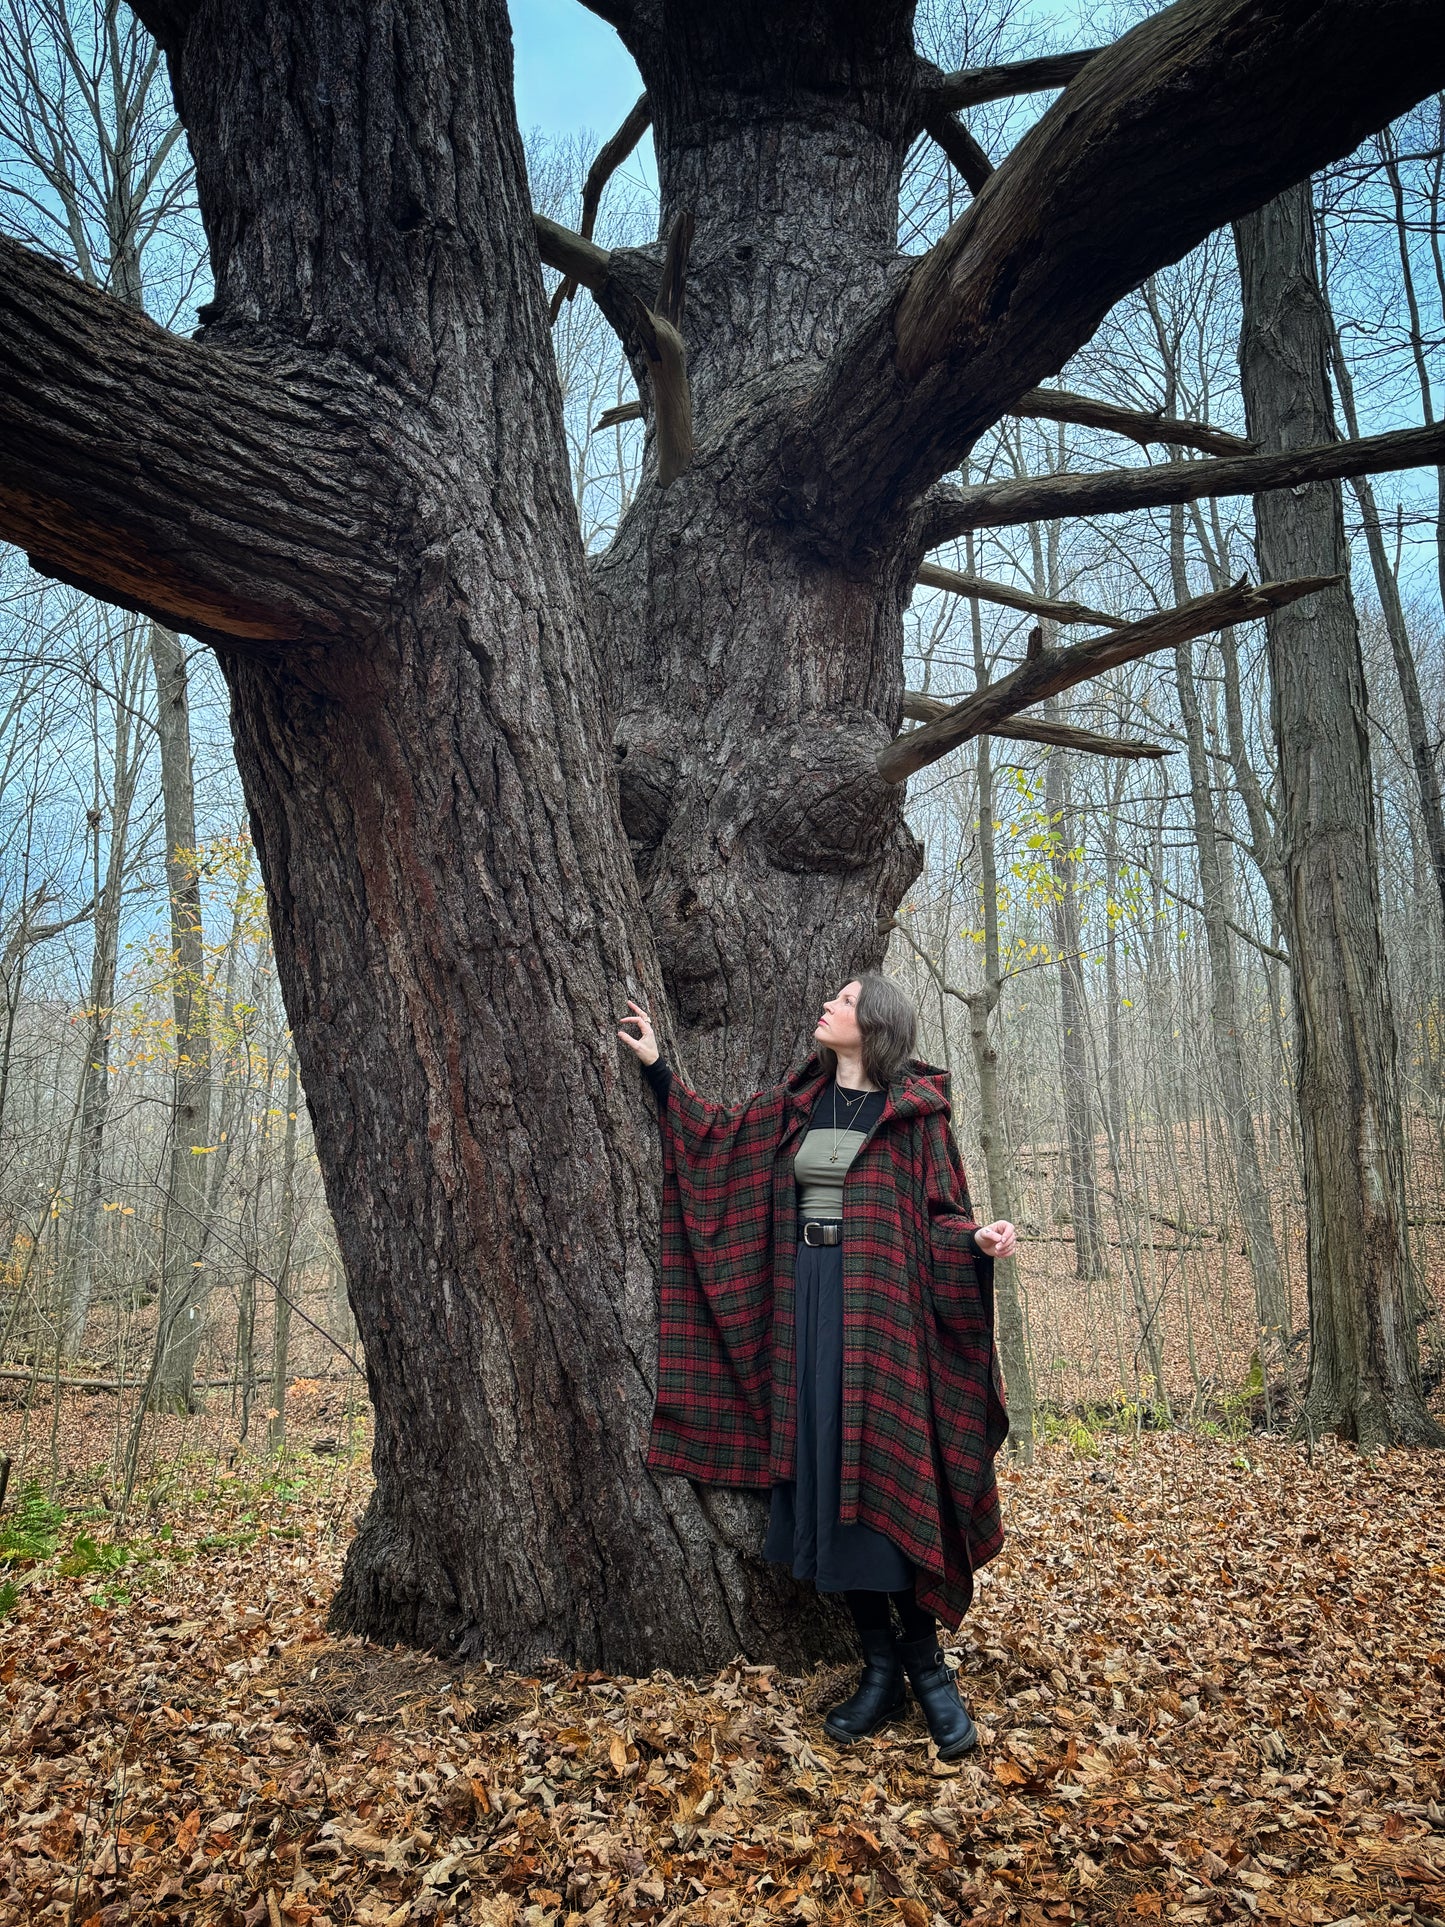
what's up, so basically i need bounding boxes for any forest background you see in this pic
[3,3,1445,1924]
[2,0,1443,1468]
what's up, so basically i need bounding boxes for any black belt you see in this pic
[799,1218,843,1246]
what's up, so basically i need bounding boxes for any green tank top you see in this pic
[794,1125,872,1217]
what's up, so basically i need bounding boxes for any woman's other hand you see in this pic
[617,998,660,1067]
[974,1221,1017,1260]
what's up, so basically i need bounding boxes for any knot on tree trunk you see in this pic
[614,713,681,878]
[752,719,903,874]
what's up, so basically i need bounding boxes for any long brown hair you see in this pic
[814,971,919,1090]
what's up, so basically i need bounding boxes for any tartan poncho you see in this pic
[644,1048,1009,1629]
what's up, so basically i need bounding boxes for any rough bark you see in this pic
[0,237,395,646]
[589,3,925,1091]
[132,0,846,1671]
[1234,183,1443,1446]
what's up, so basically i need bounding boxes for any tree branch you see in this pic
[534,213,694,486]
[915,560,1124,629]
[1138,863,1290,962]
[879,574,1338,782]
[548,92,653,322]
[0,236,395,646]
[594,400,645,432]
[917,50,1103,118]
[1012,386,1252,457]
[921,420,1445,540]
[901,694,1171,759]
[922,112,993,194]
[779,0,1445,552]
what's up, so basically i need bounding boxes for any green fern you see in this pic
[0,1484,64,1567]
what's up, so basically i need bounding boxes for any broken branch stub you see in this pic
[900,695,1170,760]
[533,213,694,488]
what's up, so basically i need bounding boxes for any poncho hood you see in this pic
[783,1049,955,1127]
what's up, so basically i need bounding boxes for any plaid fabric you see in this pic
[644,1049,1009,1629]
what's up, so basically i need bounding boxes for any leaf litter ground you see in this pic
[3,1393,1445,1927]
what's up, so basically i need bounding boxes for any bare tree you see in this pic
[0,0,211,1385]
[1235,180,1443,1447]
[58,611,148,1353]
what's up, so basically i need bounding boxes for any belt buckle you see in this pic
[803,1221,822,1246]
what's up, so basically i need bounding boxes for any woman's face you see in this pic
[814,980,863,1051]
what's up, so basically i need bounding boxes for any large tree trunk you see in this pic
[1234,182,1443,1446]
[590,10,924,1095]
[156,0,858,1673]
[148,620,216,1411]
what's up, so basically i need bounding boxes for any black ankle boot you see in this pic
[822,1624,908,1743]
[897,1633,978,1759]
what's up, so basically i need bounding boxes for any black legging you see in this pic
[845,1583,936,1643]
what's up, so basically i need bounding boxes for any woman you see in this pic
[617,972,1015,1760]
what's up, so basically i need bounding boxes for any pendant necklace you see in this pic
[828,1077,873,1163]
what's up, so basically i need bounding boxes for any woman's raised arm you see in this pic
[616,996,792,1137]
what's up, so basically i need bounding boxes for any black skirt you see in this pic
[762,1223,916,1593]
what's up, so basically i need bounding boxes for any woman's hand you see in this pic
[974,1220,1018,1260]
[616,998,660,1067]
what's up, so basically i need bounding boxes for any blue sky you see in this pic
[510,0,645,145]
[507,0,1087,144]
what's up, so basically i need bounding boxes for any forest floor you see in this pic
[3,1387,1445,1927]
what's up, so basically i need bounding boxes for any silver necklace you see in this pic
[828,1077,874,1163]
